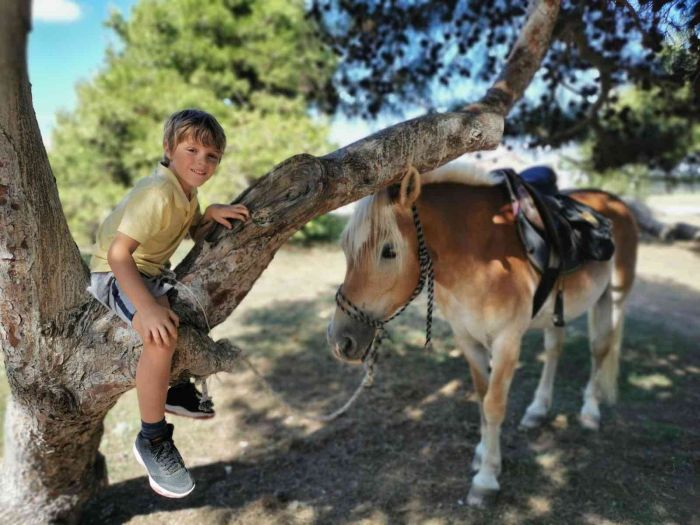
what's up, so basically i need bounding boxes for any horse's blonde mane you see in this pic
[342,191,408,266]
[342,160,498,265]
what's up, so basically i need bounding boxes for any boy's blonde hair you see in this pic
[162,109,226,166]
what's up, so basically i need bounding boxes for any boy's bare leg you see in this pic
[133,295,176,423]
[131,294,193,498]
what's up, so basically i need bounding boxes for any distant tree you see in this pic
[50,0,336,246]
[587,86,697,173]
[309,0,699,171]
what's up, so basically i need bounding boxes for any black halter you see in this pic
[335,204,435,364]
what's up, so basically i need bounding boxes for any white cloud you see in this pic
[33,0,82,23]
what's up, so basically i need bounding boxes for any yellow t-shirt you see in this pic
[90,165,202,277]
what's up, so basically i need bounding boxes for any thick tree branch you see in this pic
[171,0,561,330]
[19,300,243,416]
[176,110,503,327]
[0,0,562,519]
[2,0,562,387]
[476,0,561,115]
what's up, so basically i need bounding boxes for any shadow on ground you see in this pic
[82,277,699,524]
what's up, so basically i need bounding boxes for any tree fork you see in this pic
[0,0,559,521]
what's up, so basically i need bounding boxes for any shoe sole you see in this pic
[132,443,195,498]
[164,404,215,419]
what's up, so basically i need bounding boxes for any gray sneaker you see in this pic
[132,423,195,498]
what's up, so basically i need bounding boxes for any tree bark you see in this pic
[0,0,560,521]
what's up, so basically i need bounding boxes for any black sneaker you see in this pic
[132,423,195,498]
[165,381,215,419]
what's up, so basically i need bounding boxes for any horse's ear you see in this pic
[391,166,421,208]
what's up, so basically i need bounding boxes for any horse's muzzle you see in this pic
[327,320,370,363]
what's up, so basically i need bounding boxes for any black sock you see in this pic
[140,418,167,441]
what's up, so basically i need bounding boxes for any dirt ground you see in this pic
[76,231,700,524]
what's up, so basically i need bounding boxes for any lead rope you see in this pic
[169,275,375,422]
[413,202,435,350]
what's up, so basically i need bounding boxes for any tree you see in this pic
[309,0,699,172]
[0,0,558,521]
[50,0,336,247]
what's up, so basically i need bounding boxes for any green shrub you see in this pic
[291,213,347,245]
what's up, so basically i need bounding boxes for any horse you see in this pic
[326,162,638,506]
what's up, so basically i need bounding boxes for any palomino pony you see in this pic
[326,162,638,505]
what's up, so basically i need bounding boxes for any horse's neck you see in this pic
[416,183,536,333]
[417,182,528,280]
[419,183,513,252]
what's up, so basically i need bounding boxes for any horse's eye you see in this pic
[381,244,397,259]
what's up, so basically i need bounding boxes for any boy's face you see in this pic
[164,137,221,197]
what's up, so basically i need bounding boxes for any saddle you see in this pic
[495,168,615,325]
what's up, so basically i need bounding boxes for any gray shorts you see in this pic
[87,271,176,326]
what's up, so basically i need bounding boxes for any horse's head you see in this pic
[327,169,423,363]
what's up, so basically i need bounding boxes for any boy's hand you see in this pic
[204,204,250,230]
[137,302,180,347]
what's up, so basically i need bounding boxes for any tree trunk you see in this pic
[0,399,108,524]
[0,0,560,521]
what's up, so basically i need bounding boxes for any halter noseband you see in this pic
[335,204,435,366]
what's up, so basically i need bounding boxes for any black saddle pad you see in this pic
[541,192,615,272]
[519,165,559,196]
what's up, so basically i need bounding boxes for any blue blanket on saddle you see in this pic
[519,166,558,196]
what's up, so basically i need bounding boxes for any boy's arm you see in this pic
[190,206,216,242]
[107,232,178,345]
[192,204,250,241]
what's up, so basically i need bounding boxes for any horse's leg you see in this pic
[581,285,620,430]
[520,326,565,429]
[458,337,489,472]
[467,331,522,507]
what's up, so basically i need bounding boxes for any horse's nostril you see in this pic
[339,335,356,357]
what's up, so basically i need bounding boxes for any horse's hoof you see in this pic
[519,411,547,429]
[579,412,600,431]
[467,484,499,507]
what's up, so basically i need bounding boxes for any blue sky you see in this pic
[29,0,137,144]
[27,0,376,148]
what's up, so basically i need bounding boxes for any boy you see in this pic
[87,109,249,498]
